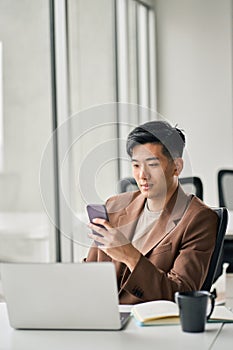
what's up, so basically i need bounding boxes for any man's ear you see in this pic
[174,158,183,176]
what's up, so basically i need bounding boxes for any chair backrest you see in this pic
[118,178,227,292]
[201,207,228,291]
[179,176,203,200]
[218,169,233,210]
[117,177,138,193]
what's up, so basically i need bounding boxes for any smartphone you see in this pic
[86,204,109,245]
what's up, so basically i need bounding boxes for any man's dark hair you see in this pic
[126,121,186,160]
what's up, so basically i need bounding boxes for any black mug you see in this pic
[175,291,215,333]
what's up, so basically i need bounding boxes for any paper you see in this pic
[208,305,233,323]
[131,300,233,326]
[132,300,179,326]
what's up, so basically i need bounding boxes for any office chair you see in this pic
[118,177,227,291]
[118,176,203,200]
[179,176,203,200]
[117,177,138,193]
[201,207,228,291]
[217,169,233,272]
[217,169,233,210]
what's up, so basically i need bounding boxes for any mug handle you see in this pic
[206,292,215,320]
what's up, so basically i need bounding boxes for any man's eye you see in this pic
[149,163,159,167]
[132,164,139,168]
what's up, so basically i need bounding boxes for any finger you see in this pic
[87,222,106,234]
[92,218,110,228]
[88,232,105,245]
[92,219,115,232]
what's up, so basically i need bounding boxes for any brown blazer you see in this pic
[85,186,218,304]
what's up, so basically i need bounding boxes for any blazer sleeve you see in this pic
[119,207,218,303]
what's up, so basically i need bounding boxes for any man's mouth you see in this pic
[140,183,152,191]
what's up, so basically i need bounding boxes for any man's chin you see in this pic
[140,190,151,198]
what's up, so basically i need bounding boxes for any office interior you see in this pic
[0,0,232,298]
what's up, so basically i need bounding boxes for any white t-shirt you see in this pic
[132,201,161,250]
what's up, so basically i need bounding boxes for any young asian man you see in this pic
[85,121,218,304]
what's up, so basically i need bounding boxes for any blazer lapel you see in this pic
[112,186,191,294]
[116,193,146,240]
[140,186,192,256]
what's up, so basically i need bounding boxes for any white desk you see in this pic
[211,324,233,350]
[0,303,231,350]
[1,273,232,350]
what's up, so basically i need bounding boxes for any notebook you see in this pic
[0,262,130,330]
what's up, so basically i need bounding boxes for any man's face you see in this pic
[131,143,180,202]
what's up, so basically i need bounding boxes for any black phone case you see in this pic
[86,204,109,245]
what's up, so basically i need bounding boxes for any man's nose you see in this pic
[139,166,150,179]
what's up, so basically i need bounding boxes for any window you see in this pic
[0,42,3,171]
[0,2,54,277]
[46,0,157,262]
[115,0,157,178]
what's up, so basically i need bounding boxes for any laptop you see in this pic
[0,262,131,330]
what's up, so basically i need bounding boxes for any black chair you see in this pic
[118,177,227,291]
[218,169,233,210]
[117,177,138,193]
[118,176,203,200]
[217,169,233,272]
[201,207,228,291]
[179,176,203,200]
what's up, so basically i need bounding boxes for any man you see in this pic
[85,121,218,304]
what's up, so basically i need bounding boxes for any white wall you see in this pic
[154,0,233,206]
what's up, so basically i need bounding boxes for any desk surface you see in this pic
[1,273,233,350]
[0,303,231,350]
[211,324,233,349]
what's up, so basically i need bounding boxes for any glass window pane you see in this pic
[137,3,150,111]
[65,0,119,262]
[0,42,3,171]
[0,0,55,289]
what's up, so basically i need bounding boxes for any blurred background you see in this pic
[0,0,232,270]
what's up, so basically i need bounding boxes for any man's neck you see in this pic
[147,184,179,212]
